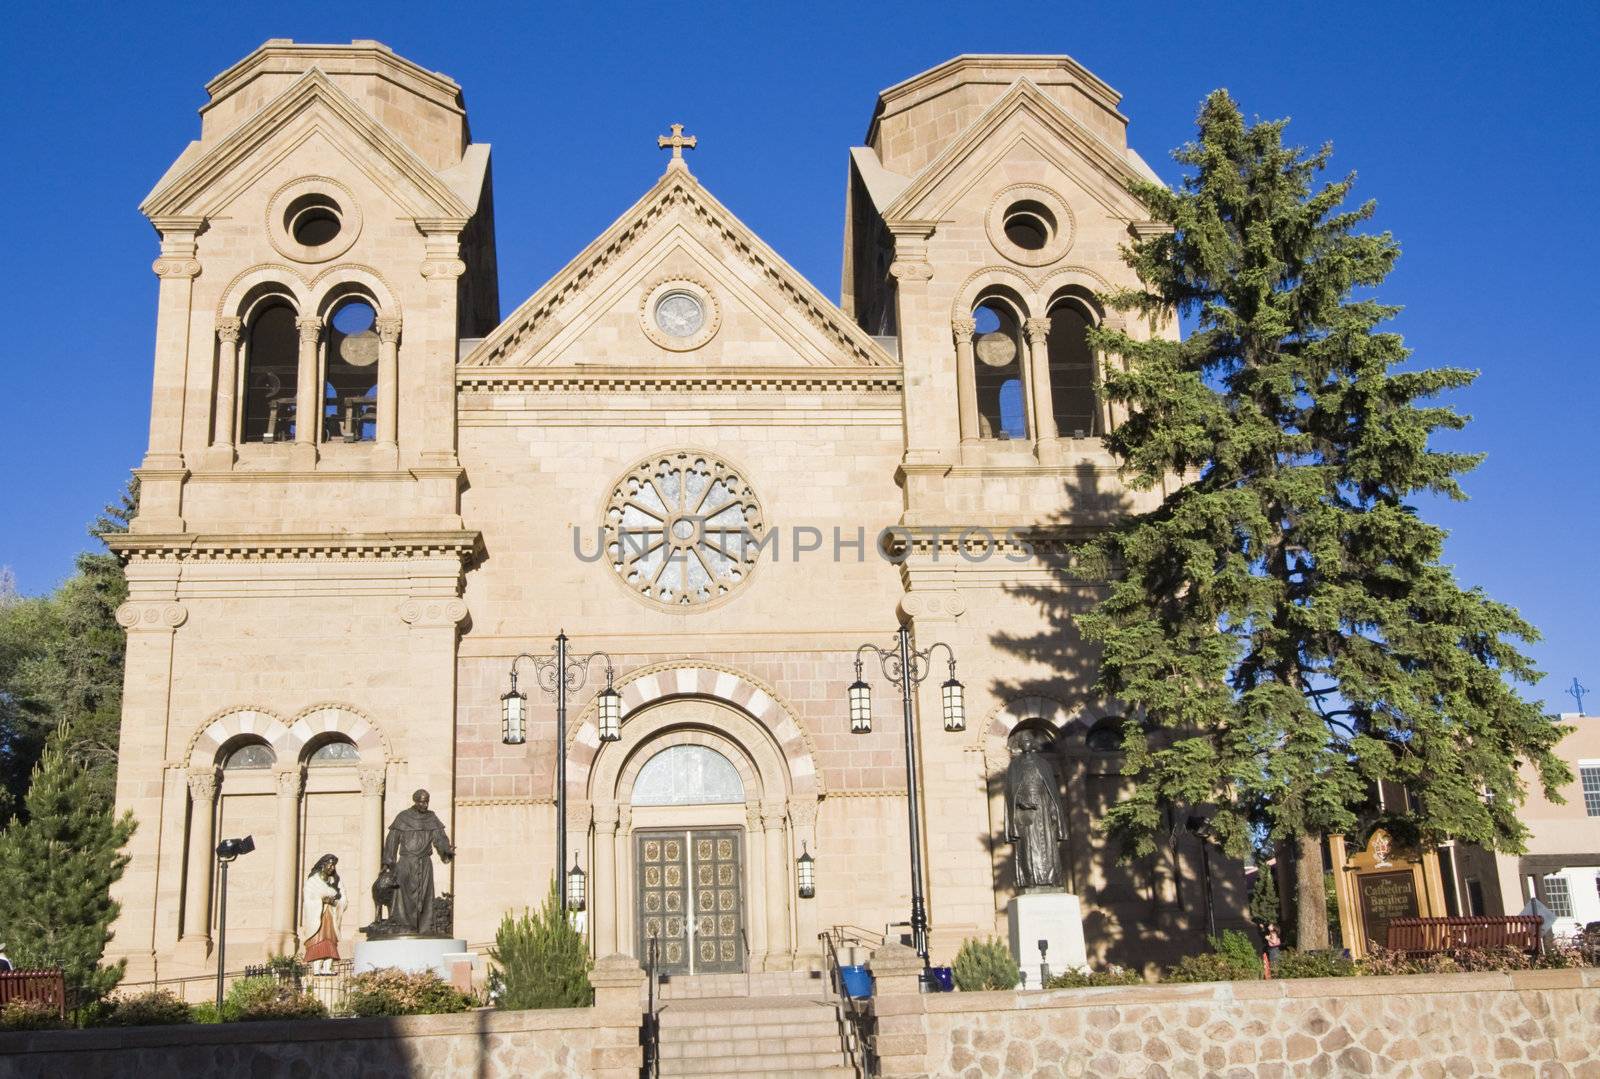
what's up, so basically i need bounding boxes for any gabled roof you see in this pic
[881,77,1154,223]
[460,165,897,368]
[141,67,474,223]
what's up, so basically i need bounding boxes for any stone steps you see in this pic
[658,967,830,1001]
[657,992,856,1078]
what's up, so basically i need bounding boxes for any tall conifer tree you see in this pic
[1076,92,1569,948]
[0,720,135,1004]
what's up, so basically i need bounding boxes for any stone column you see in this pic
[790,800,821,962]
[375,316,401,462]
[592,803,620,955]
[745,805,769,967]
[761,804,790,965]
[211,317,242,460]
[180,768,219,953]
[292,316,322,465]
[1025,316,1059,463]
[358,764,387,927]
[271,767,304,954]
[952,316,980,463]
[616,806,634,957]
[135,219,202,533]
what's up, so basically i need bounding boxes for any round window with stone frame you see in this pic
[640,279,720,352]
[266,176,363,265]
[985,184,1075,267]
[603,450,764,608]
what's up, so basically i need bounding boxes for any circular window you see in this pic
[986,184,1075,266]
[267,177,362,264]
[604,450,764,608]
[640,279,720,351]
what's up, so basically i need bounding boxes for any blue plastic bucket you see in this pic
[928,966,954,992]
[839,964,873,998]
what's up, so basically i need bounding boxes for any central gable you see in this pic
[462,167,895,368]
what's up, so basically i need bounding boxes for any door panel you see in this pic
[636,828,743,975]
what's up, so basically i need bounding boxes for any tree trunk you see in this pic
[1295,831,1329,951]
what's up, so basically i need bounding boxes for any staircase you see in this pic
[654,969,859,1078]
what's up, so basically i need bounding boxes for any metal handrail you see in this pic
[643,935,661,1079]
[820,927,876,1078]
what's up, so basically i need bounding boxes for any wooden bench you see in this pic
[0,969,67,1017]
[1385,915,1543,957]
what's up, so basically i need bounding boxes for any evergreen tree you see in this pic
[1248,865,1280,929]
[0,719,136,1005]
[487,877,591,1009]
[1074,92,1569,949]
[0,479,135,817]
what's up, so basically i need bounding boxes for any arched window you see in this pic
[323,298,379,443]
[222,740,276,770]
[1047,294,1100,439]
[240,301,300,443]
[307,736,360,766]
[631,745,745,806]
[971,297,1028,440]
[1085,717,1125,753]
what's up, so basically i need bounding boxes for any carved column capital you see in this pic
[420,259,467,280]
[295,317,323,343]
[760,801,787,830]
[151,258,201,280]
[951,316,977,340]
[216,316,243,344]
[375,316,403,343]
[186,767,219,802]
[357,765,386,798]
[116,601,188,632]
[1025,317,1053,347]
[617,805,633,833]
[594,802,620,830]
[888,260,933,282]
[398,597,469,627]
[274,767,305,798]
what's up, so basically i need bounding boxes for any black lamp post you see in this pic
[213,835,255,1011]
[847,624,964,962]
[502,632,622,913]
[1187,815,1217,939]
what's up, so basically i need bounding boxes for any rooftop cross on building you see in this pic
[657,123,697,167]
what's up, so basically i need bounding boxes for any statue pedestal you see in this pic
[354,936,469,978]
[1007,891,1087,988]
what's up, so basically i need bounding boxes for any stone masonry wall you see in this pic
[871,967,1600,1078]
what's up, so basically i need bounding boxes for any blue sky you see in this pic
[1,2,1595,710]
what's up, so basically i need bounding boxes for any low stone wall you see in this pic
[869,956,1600,1078]
[0,1005,637,1078]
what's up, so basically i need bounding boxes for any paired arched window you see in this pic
[240,300,299,444]
[970,294,1029,440]
[1046,292,1100,439]
[221,739,276,770]
[323,298,379,443]
[959,286,1104,447]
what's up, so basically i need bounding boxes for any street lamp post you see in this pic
[213,835,255,1011]
[501,632,622,913]
[1187,815,1217,939]
[847,623,964,963]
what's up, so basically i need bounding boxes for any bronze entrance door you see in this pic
[636,828,744,975]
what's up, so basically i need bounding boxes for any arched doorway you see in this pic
[583,694,814,972]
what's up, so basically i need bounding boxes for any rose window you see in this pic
[605,451,765,607]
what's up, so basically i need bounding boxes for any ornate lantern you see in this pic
[566,858,587,912]
[848,659,872,734]
[597,680,622,743]
[797,843,815,899]
[501,673,528,746]
[941,668,966,733]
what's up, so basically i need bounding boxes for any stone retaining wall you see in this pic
[869,952,1600,1078]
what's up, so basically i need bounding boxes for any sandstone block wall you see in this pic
[872,968,1600,1078]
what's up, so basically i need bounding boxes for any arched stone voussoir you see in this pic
[184,706,293,768]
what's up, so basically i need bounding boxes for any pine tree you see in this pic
[487,876,592,1009]
[1248,865,1280,929]
[1075,91,1570,949]
[0,719,136,1005]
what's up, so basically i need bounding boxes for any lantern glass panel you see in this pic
[848,680,872,734]
[942,678,966,732]
[566,863,586,911]
[501,690,528,745]
[598,688,622,742]
[797,849,815,898]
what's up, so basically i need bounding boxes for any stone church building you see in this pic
[108,40,1238,983]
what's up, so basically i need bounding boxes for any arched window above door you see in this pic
[631,744,745,806]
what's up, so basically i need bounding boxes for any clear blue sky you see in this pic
[1,2,1595,710]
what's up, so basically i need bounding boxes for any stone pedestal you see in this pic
[354,936,468,978]
[1007,891,1087,987]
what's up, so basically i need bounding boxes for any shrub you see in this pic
[951,937,1020,991]
[0,999,64,1031]
[189,1002,221,1024]
[220,974,326,1022]
[1271,950,1355,979]
[1166,930,1262,984]
[347,968,476,1017]
[1045,967,1143,989]
[265,953,307,982]
[489,877,591,1010]
[100,989,191,1026]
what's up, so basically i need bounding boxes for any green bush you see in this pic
[189,1002,221,1024]
[1271,949,1355,979]
[347,968,476,1017]
[99,989,191,1026]
[219,975,326,1022]
[265,953,306,982]
[0,999,64,1031]
[1045,967,1143,989]
[951,937,1020,991]
[488,877,592,1010]
[1166,930,1263,983]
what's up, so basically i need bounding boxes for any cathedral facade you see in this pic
[109,40,1237,983]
